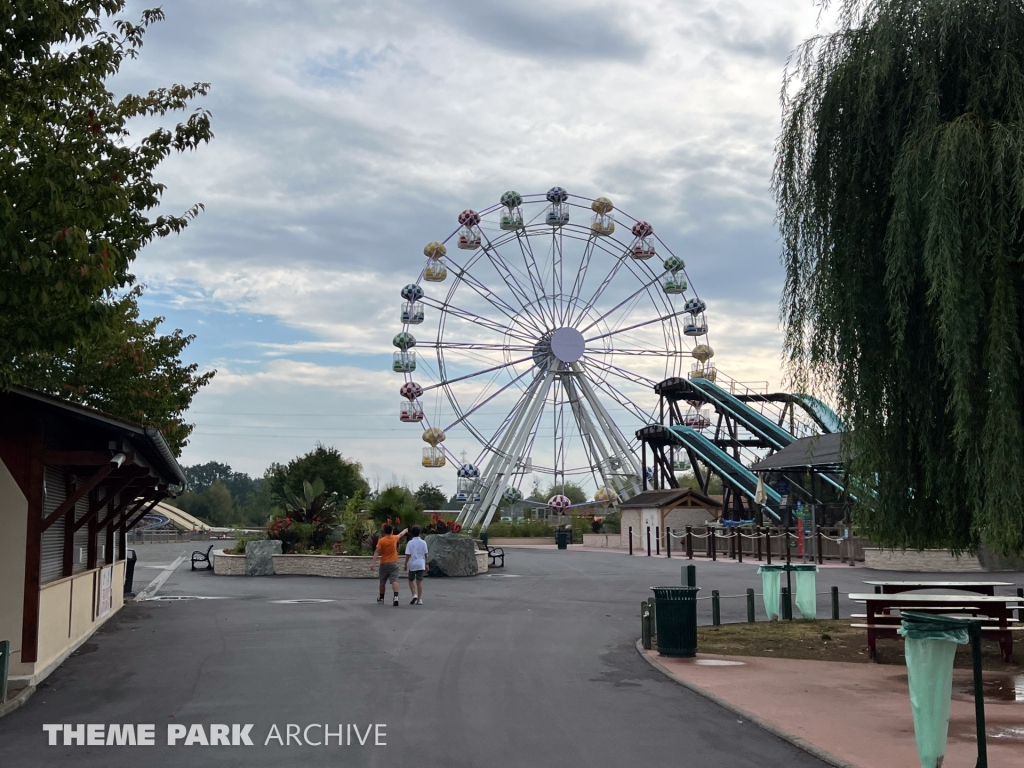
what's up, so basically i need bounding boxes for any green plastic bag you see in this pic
[757,565,782,620]
[898,613,970,768]
[792,564,818,619]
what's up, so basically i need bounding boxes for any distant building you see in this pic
[0,387,185,689]
[618,488,721,554]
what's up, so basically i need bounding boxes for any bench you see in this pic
[863,580,1013,596]
[487,545,505,568]
[849,592,1024,662]
[191,545,214,571]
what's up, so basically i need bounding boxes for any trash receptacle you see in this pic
[124,549,138,595]
[791,563,819,619]
[898,612,971,768]
[555,529,570,549]
[651,586,700,657]
[757,565,783,620]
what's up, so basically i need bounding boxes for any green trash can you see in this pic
[757,565,783,620]
[555,529,570,549]
[651,586,700,657]
[898,612,971,768]
[790,563,819,620]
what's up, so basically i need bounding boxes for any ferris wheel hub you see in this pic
[550,327,585,364]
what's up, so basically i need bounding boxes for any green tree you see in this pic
[176,480,234,528]
[369,485,424,527]
[676,470,723,496]
[774,0,1024,554]
[266,444,369,505]
[13,289,214,454]
[414,482,447,510]
[1,2,213,387]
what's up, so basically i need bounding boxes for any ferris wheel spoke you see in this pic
[577,267,666,334]
[442,364,535,434]
[478,233,548,327]
[580,356,659,389]
[420,297,535,344]
[578,365,655,426]
[430,341,535,352]
[511,230,556,327]
[583,310,686,344]
[445,258,547,336]
[420,353,536,394]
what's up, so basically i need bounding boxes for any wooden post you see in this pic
[710,528,716,561]
[666,528,671,559]
[686,526,693,559]
[756,527,762,561]
[646,526,651,557]
[628,526,633,556]
[655,526,660,556]
[817,529,824,565]
[746,588,755,623]
[765,528,772,565]
[737,531,743,563]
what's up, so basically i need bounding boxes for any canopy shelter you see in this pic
[0,386,185,687]
[750,433,850,525]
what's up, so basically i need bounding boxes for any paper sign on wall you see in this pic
[98,565,113,617]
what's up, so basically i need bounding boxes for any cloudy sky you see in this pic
[115,0,832,491]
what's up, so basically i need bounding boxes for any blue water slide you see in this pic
[686,378,793,449]
[662,425,782,523]
[791,394,845,433]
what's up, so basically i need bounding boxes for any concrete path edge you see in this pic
[0,685,36,719]
[634,640,859,768]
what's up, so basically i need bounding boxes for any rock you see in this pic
[424,533,478,577]
[245,540,282,576]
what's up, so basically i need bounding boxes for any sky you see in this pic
[114,0,832,492]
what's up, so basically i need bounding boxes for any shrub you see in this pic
[483,519,554,538]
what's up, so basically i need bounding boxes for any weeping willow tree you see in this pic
[774,0,1024,556]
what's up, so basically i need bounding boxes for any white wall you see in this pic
[0,458,28,669]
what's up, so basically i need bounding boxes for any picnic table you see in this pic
[848,592,1024,662]
[862,580,1014,596]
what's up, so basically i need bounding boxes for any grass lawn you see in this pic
[694,620,1022,671]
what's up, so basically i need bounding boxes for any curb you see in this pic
[635,640,858,768]
[0,685,36,719]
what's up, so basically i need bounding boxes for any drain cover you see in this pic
[268,599,336,604]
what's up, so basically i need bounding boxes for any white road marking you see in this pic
[135,556,185,601]
[268,599,337,604]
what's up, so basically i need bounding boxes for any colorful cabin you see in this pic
[422,447,446,468]
[548,494,571,511]
[682,408,710,429]
[594,486,615,505]
[688,362,717,382]
[457,463,480,478]
[393,331,416,349]
[424,261,447,282]
[503,487,523,503]
[684,316,707,336]
[590,196,615,235]
[663,255,685,272]
[691,344,714,362]
[401,283,424,301]
[424,241,447,259]
[400,400,424,422]
[400,381,423,399]
[455,490,468,503]
[546,186,570,227]
[392,351,416,372]
[421,427,446,445]
[631,221,656,259]
[683,297,706,315]
[663,276,687,295]
[401,302,424,324]
[457,209,482,250]
[500,209,524,230]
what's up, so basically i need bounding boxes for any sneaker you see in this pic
[416,598,423,605]
[410,597,418,605]
[376,596,384,604]
[393,596,399,606]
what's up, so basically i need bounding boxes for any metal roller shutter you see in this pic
[40,466,66,584]
[72,490,89,574]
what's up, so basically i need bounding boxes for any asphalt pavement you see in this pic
[3,544,1019,767]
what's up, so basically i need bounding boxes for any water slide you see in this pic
[676,378,846,495]
[653,424,782,523]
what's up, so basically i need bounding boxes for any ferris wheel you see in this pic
[393,188,714,530]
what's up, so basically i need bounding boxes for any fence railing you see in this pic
[127,530,211,544]
[627,525,866,563]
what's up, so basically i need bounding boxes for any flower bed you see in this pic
[213,550,246,575]
[271,554,376,578]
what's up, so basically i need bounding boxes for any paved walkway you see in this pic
[642,650,1024,767]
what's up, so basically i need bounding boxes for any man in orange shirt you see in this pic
[371,523,407,606]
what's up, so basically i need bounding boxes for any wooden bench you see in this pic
[487,545,505,568]
[849,592,1024,662]
[191,545,214,571]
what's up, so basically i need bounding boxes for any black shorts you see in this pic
[408,569,425,582]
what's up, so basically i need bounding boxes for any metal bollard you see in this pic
[656,526,660,556]
[710,529,717,561]
[711,590,721,626]
[667,528,671,559]
[737,532,743,563]
[781,586,793,621]
[1018,588,1023,623]
[0,639,8,705]
[647,526,651,557]
[746,588,755,623]
[641,602,652,650]
[817,530,824,564]
[831,586,840,620]
[648,597,657,629]
[685,564,697,588]
[686,526,693,559]
[765,528,772,565]
[756,527,762,561]
[629,526,633,556]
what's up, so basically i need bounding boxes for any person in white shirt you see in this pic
[403,526,429,605]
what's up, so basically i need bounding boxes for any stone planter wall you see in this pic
[487,537,556,546]
[475,550,489,572]
[582,533,622,548]
[863,548,983,572]
[271,555,376,578]
[213,550,246,575]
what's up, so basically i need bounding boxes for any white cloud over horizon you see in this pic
[112,0,830,488]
